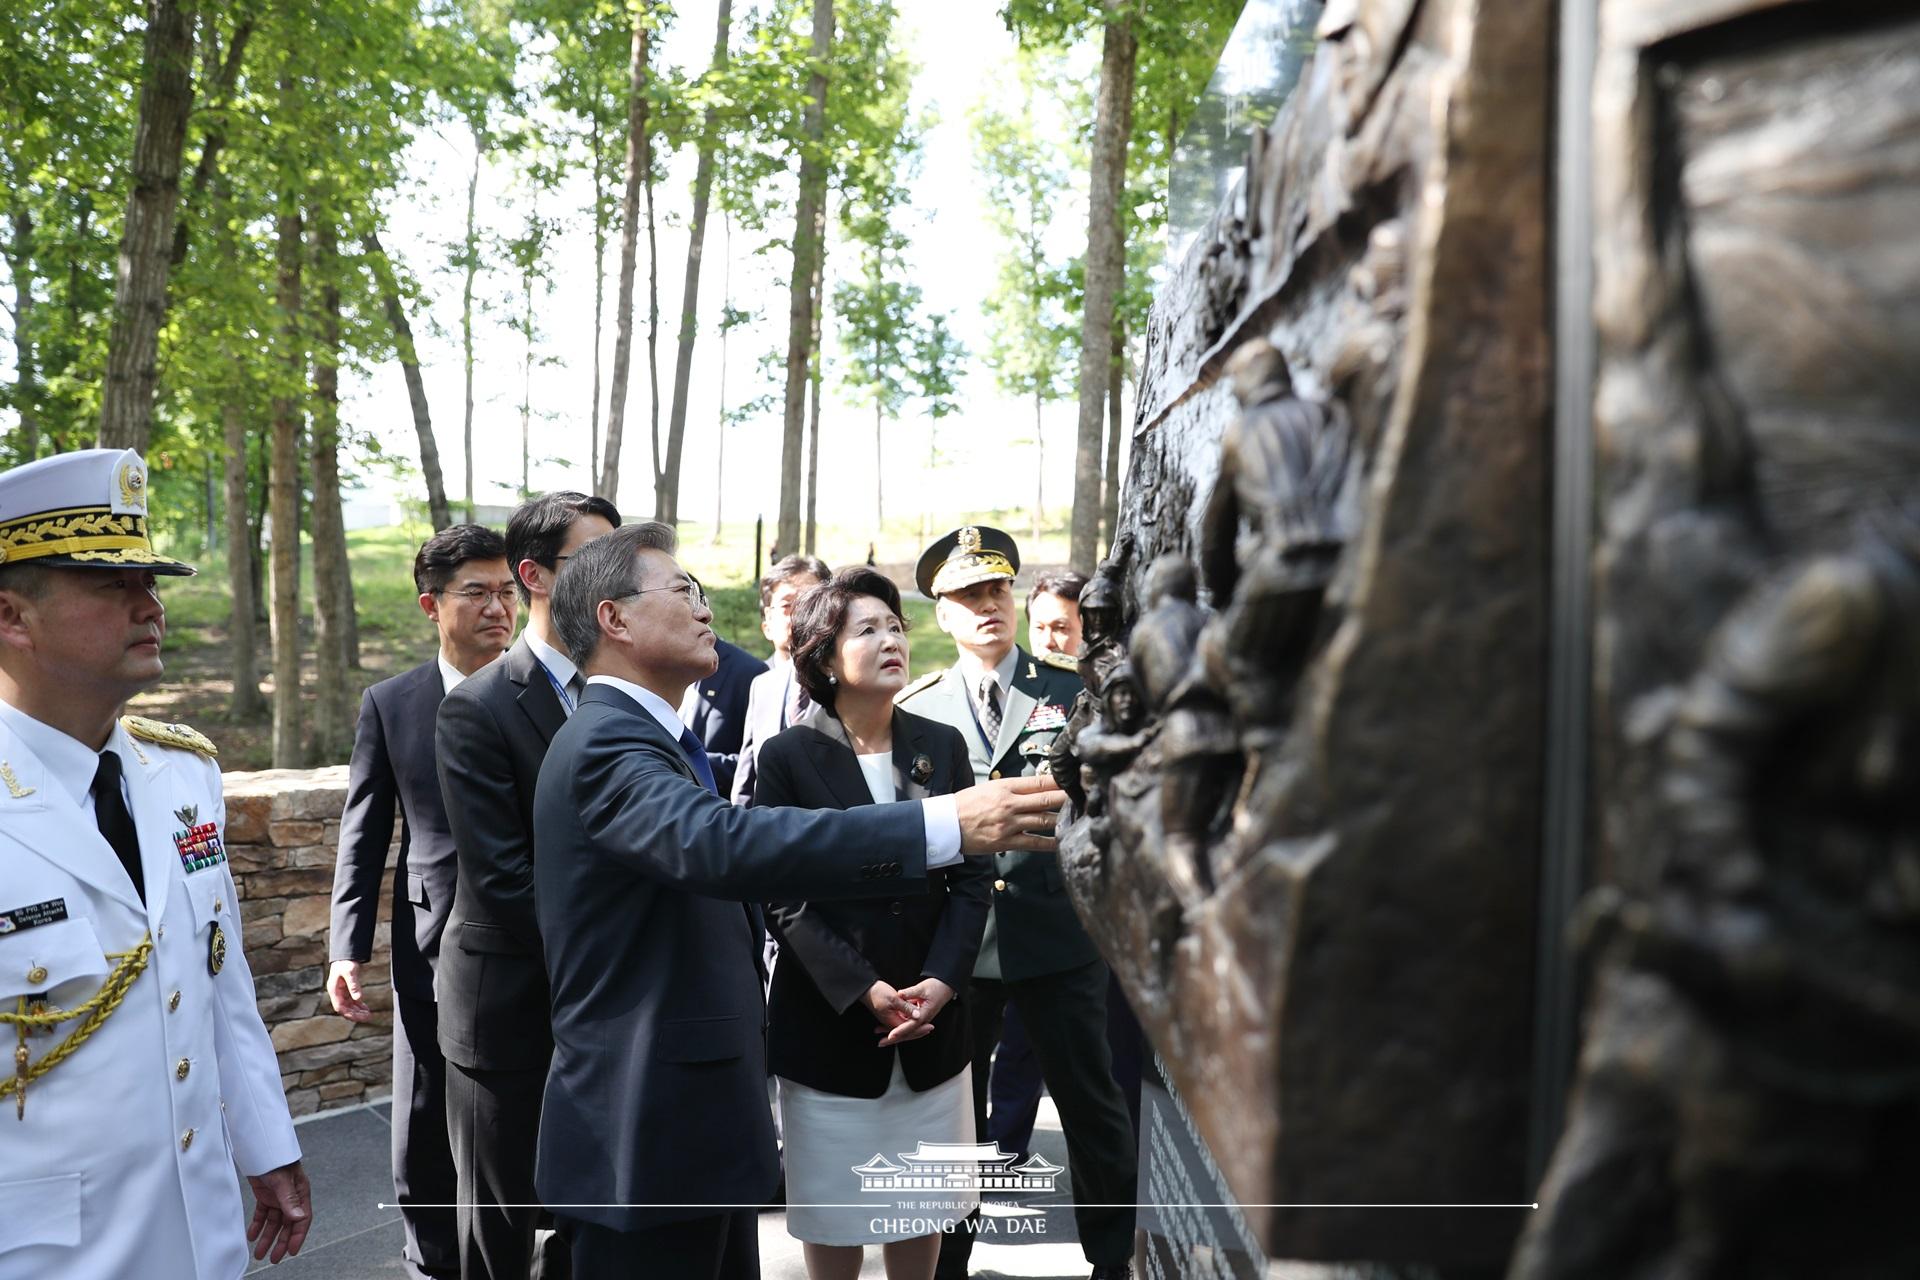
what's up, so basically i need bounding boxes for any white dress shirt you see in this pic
[0,698,120,816]
[525,628,582,713]
[437,652,469,696]
[585,674,962,866]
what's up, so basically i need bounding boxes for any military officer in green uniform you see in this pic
[897,526,1137,1280]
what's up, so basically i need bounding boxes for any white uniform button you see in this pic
[25,965,47,985]
[168,990,181,1012]
[176,1058,191,1082]
[213,897,223,913]
[157,925,166,940]
[180,1128,195,1151]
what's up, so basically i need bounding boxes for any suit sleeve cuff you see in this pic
[922,796,962,869]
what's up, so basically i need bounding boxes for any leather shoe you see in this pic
[1089,1266,1133,1280]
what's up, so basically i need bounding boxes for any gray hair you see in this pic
[550,521,679,664]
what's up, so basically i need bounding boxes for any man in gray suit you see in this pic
[897,526,1139,1280]
[531,523,1065,1280]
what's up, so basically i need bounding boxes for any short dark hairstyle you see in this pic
[789,566,909,713]
[550,521,679,665]
[505,491,622,604]
[1028,568,1089,609]
[759,554,831,609]
[0,563,53,600]
[412,523,509,596]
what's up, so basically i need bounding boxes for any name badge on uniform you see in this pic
[171,804,227,873]
[0,899,67,935]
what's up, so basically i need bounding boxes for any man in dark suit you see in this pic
[897,527,1139,1280]
[531,522,1066,1280]
[436,492,619,1280]
[329,524,518,1280]
[679,636,766,797]
[730,554,830,806]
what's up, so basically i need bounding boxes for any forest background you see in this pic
[0,0,1239,769]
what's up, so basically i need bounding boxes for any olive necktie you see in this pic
[978,674,1003,747]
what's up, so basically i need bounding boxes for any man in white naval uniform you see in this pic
[0,448,310,1278]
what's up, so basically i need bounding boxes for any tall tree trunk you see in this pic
[1032,388,1044,542]
[803,195,827,557]
[662,0,732,526]
[644,127,663,516]
[874,397,884,541]
[309,216,353,760]
[589,111,606,485]
[363,230,450,529]
[1068,2,1136,571]
[601,9,650,506]
[7,208,39,461]
[779,0,832,554]
[1101,320,1125,555]
[712,212,732,544]
[920,414,934,543]
[520,198,535,500]
[224,401,266,717]
[203,453,216,549]
[98,0,198,454]
[461,135,481,521]
[268,186,304,767]
[169,11,254,269]
[249,431,268,623]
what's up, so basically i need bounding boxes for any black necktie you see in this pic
[92,752,145,906]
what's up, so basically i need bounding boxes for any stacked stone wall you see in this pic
[222,766,395,1118]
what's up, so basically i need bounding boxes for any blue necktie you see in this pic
[677,726,719,795]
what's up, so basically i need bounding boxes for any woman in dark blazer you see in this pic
[751,566,991,1280]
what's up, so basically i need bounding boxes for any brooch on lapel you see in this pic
[909,754,934,785]
[172,804,227,874]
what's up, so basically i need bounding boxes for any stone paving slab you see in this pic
[249,1098,1087,1279]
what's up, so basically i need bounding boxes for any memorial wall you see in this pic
[1064,0,1919,1275]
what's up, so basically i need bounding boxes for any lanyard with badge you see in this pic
[540,659,575,714]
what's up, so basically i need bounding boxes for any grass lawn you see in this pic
[138,514,1071,770]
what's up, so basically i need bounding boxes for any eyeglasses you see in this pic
[618,577,709,612]
[443,586,518,607]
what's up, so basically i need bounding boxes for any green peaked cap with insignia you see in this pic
[916,525,1020,599]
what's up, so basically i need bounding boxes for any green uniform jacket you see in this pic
[896,647,1097,981]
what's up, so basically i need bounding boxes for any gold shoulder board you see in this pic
[1041,651,1082,674]
[121,715,219,760]
[894,671,944,703]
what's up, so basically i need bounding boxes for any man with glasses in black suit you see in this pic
[329,523,517,1279]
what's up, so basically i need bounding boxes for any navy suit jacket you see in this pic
[330,660,456,1002]
[532,682,931,1231]
[681,638,768,797]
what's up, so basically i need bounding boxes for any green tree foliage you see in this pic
[972,52,1079,536]
[910,310,966,542]
[998,0,1240,564]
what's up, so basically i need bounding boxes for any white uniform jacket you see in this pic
[0,708,300,1279]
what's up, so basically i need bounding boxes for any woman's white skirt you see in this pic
[778,1059,978,1245]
